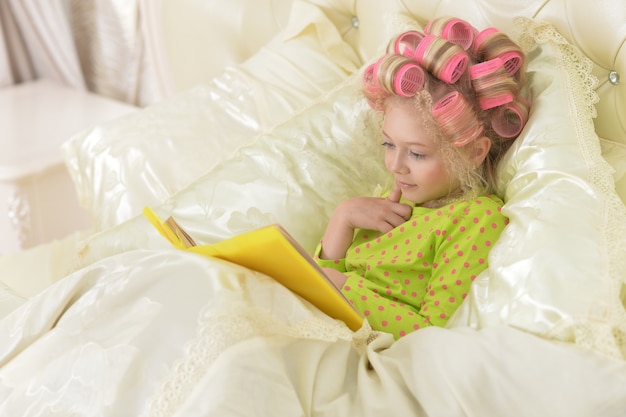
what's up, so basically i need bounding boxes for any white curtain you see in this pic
[0,0,169,106]
[65,0,169,105]
[0,0,85,89]
[137,0,175,101]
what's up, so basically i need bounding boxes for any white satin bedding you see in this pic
[1,0,626,415]
[2,248,625,416]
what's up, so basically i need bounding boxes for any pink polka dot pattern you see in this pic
[315,195,508,340]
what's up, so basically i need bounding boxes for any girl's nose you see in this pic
[390,153,409,174]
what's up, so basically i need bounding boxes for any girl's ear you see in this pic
[469,136,491,167]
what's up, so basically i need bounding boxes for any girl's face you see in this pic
[382,100,459,206]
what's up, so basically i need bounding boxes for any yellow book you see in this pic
[143,207,364,331]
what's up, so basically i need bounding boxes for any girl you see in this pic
[315,17,531,339]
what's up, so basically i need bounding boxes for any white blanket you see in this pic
[1,249,625,416]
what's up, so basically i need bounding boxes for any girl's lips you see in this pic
[397,181,415,188]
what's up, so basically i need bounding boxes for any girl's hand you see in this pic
[334,195,411,233]
[338,181,411,232]
[319,182,412,260]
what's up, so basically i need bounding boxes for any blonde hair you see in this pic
[362,17,531,197]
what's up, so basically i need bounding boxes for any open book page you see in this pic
[142,206,194,249]
[164,216,196,248]
[142,207,363,331]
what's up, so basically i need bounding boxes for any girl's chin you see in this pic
[404,193,450,208]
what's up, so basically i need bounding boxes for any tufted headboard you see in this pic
[157,0,624,147]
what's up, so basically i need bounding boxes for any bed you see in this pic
[1,0,626,415]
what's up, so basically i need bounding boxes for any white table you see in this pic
[0,79,137,254]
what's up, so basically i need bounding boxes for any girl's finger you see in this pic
[388,181,402,203]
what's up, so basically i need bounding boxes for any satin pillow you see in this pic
[62,0,361,232]
[77,76,389,266]
[448,19,626,359]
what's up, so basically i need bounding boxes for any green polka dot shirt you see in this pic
[315,195,508,339]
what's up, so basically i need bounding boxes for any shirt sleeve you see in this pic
[312,241,346,272]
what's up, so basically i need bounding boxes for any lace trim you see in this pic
[515,17,626,360]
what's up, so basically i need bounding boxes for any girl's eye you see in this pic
[381,141,394,149]
[410,151,426,159]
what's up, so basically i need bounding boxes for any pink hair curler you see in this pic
[499,50,523,75]
[415,35,469,84]
[472,27,499,54]
[363,56,387,91]
[440,54,469,84]
[472,28,523,75]
[470,57,515,109]
[393,63,426,97]
[432,91,484,146]
[362,62,380,93]
[469,57,504,79]
[413,34,435,65]
[362,59,387,110]
[439,52,469,84]
[491,97,530,138]
[478,93,514,111]
[425,17,475,50]
[392,30,425,58]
